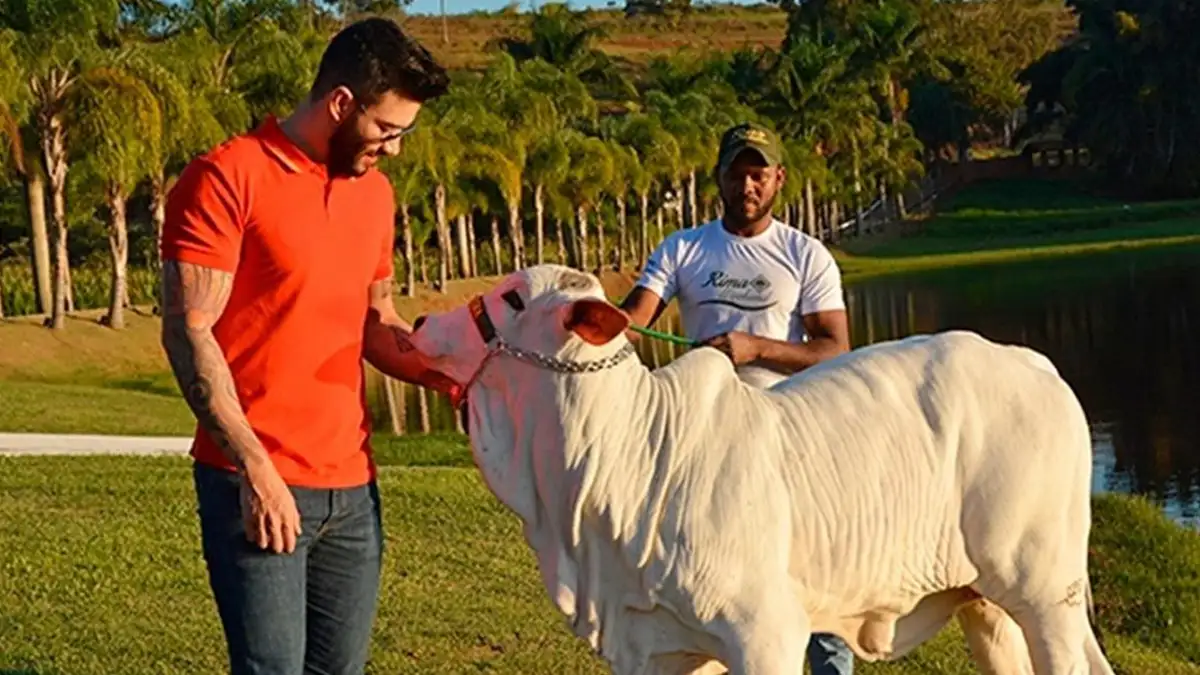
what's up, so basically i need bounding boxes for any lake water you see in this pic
[389,245,1200,528]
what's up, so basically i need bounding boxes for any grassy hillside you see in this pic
[396,2,1077,72]
[397,4,791,71]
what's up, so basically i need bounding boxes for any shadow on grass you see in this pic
[103,375,181,398]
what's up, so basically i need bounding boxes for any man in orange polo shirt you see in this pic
[160,17,453,675]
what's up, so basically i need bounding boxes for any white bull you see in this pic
[408,264,1115,675]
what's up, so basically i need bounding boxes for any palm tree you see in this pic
[379,128,433,296]
[69,64,162,329]
[614,112,681,264]
[4,0,164,329]
[489,2,635,104]
[560,129,613,271]
[0,28,49,315]
[524,130,570,266]
[122,39,227,293]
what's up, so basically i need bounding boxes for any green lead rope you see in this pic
[611,293,699,347]
[628,323,699,347]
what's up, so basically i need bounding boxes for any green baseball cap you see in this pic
[717,122,783,176]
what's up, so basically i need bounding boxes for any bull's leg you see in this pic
[1007,601,1097,675]
[955,598,1034,675]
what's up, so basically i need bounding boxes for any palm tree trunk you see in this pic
[575,206,589,270]
[466,212,478,277]
[41,106,69,329]
[104,185,128,330]
[24,163,51,315]
[687,170,697,228]
[434,183,449,291]
[150,170,168,266]
[490,215,502,275]
[656,205,665,243]
[804,179,817,239]
[638,191,649,268]
[418,240,428,285]
[455,214,470,279]
[511,202,525,269]
[617,196,627,272]
[417,385,430,433]
[852,140,864,236]
[555,217,566,265]
[535,183,545,265]
[383,378,404,434]
[508,203,522,271]
[401,203,415,297]
[595,209,606,272]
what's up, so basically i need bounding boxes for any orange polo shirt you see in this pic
[161,116,395,489]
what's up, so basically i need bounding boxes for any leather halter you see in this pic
[449,293,637,409]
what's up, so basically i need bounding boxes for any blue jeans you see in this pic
[809,632,854,674]
[193,462,384,675]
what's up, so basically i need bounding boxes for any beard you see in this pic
[326,118,373,178]
[721,188,778,229]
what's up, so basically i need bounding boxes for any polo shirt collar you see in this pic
[255,115,325,176]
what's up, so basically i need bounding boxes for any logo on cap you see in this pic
[736,128,770,145]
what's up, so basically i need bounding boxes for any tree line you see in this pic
[0,0,1078,329]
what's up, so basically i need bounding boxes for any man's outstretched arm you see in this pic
[754,309,851,370]
[618,286,669,337]
[701,310,851,373]
[362,276,458,395]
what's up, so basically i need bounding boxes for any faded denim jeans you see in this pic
[193,462,384,675]
[809,632,855,675]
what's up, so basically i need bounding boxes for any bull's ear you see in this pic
[564,298,631,346]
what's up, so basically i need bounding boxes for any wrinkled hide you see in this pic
[408,264,1115,675]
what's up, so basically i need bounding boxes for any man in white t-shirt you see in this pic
[620,121,855,674]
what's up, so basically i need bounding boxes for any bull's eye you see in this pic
[501,289,525,312]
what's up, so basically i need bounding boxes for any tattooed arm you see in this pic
[160,260,268,472]
[362,277,458,395]
[160,259,300,553]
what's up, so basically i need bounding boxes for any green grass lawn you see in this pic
[0,436,1198,674]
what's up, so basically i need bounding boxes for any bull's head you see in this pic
[407,264,634,404]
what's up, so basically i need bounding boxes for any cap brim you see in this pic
[718,145,777,175]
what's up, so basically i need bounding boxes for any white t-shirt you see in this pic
[634,218,846,387]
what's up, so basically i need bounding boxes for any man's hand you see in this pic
[239,460,302,554]
[388,328,461,397]
[700,331,764,366]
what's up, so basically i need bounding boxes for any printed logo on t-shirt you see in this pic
[697,270,777,312]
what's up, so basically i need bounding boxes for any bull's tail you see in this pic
[1086,578,1104,650]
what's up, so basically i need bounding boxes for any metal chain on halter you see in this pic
[492,339,638,374]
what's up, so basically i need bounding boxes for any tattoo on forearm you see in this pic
[160,260,265,471]
[370,277,393,305]
[366,277,415,355]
